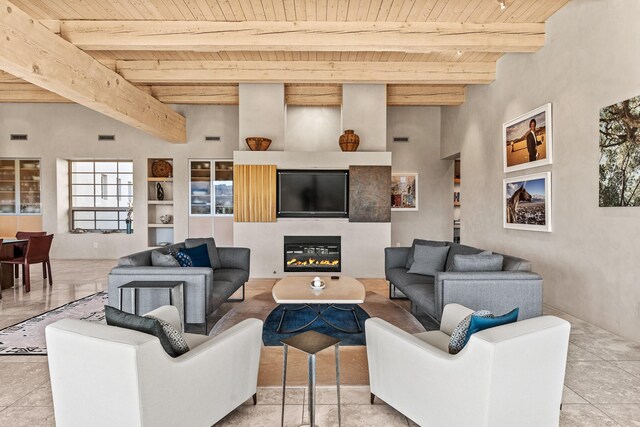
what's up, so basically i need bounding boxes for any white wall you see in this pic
[239,83,285,151]
[342,84,387,151]
[285,106,341,151]
[441,0,640,342]
[0,103,239,259]
[387,107,452,246]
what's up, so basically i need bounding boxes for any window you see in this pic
[69,161,133,231]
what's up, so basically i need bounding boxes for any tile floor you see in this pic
[1,260,640,426]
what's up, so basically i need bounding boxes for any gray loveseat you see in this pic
[385,241,542,322]
[108,238,249,329]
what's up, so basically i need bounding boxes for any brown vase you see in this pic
[339,130,360,152]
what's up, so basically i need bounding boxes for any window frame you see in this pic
[68,160,133,232]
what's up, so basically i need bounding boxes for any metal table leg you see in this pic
[281,344,288,427]
[308,353,316,427]
[335,343,341,427]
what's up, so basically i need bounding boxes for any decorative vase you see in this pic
[160,214,172,224]
[156,182,164,201]
[339,130,360,152]
[125,219,132,234]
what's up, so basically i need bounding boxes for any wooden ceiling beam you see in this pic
[150,85,238,104]
[387,85,465,106]
[0,2,186,143]
[0,82,70,102]
[285,84,342,106]
[59,20,545,53]
[116,60,496,84]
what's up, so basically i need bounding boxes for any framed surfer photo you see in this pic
[503,103,553,173]
[503,172,552,232]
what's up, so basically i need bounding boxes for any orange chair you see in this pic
[14,231,47,279]
[2,234,54,292]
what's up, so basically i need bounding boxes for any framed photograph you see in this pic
[391,173,418,211]
[599,94,640,206]
[503,103,553,173]
[503,172,551,232]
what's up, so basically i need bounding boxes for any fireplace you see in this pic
[284,236,341,272]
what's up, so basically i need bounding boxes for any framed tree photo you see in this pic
[391,173,418,211]
[503,172,552,232]
[503,103,553,173]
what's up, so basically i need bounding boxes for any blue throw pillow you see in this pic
[180,244,211,268]
[463,308,519,347]
[169,248,193,267]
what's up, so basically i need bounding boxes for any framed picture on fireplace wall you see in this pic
[391,173,418,211]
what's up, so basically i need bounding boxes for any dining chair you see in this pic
[1,234,54,292]
[14,231,47,279]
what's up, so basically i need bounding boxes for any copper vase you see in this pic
[339,130,360,152]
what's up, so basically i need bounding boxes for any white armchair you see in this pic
[46,306,263,427]
[366,304,570,427]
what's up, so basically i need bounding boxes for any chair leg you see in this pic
[43,262,47,279]
[252,393,257,405]
[370,393,375,404]
[47,261,52,286]
[14,264,19,279]
[24,264,30,292]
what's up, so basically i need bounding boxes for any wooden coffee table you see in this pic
[272,275,366,334]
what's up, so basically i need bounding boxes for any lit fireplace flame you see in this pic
[286,258,339,267]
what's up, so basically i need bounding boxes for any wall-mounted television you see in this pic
[277,170,349,218]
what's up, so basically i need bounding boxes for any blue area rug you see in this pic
[262,304,370,346]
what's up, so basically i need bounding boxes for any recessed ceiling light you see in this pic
[499,1,506,10]
[457,50,463,56]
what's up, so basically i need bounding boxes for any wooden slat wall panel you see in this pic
[234,164,277,222]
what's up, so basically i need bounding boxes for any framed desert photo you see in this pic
[503,172,552,232]
[503,103,553,173]
[391,173,418,211]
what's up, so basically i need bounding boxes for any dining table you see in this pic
[0,239,27,299]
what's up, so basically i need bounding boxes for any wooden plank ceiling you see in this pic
[0,0,571,140]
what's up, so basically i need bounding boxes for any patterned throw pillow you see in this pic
[145,315,189,356]
[448,310,492,354]
[169,248,193,267]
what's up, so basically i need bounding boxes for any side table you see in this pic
[281,330,341,427]
[118,281,185,329]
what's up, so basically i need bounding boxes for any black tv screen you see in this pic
[277,170,348,218]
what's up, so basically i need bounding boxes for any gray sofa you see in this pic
[108,239,249,329]
[385,241,542,322]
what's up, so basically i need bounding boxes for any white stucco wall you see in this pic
[441,0,640,342]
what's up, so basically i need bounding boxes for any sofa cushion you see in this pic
[171,249,193,267]
[448,310,492,354]
[444,243,485,272]
[151,250,180,267]
[501,254,532,272]
[386,268,435,291]
[406,239,448,269]
[181,244,212,268]
[212,268,249,285]
[104,306,185,357]
[401,283,437,316]
[451,253,504,272]
[145,315,190,356]
[186,238,221,270]
[414,330,451,353]
[465,308,519,346]
[407,244,450,276]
